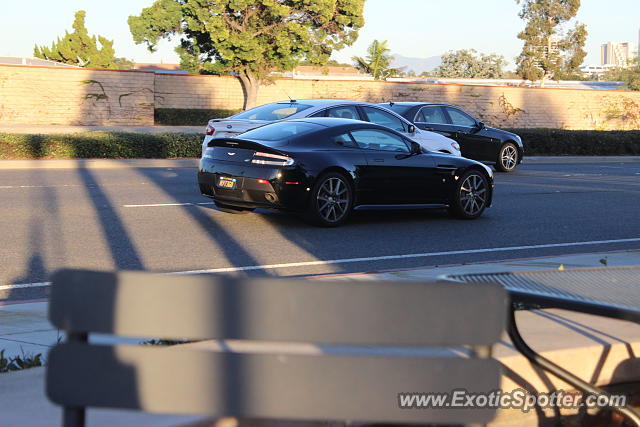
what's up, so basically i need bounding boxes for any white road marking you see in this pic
[172,237,640,275]
[0,238,640,291]
[0,282,50,291]
[123,202,214,208]
[3,237,640,291]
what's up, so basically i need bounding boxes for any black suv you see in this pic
[379,102,524,172]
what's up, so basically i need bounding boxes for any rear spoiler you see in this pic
[207,138,287,156]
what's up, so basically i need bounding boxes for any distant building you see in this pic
[393,77,624,91]
[600,42,634,67]
[525,36,561,71]
[579,64,619,77]
[276,65,371,80]
[0,57,79,67]
[133,63,189,74]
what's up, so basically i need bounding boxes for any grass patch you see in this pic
[505,129,640,156]
[0,349,43,373]
[155,108,240,126]
[0,132,202,160]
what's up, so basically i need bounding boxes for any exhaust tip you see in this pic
[264,193,277,203]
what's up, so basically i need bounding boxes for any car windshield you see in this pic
[232,103,313,121]
[378,103,414,116]
[240,121,322,141]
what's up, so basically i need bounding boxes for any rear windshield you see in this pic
[378,103,413,116]
[240,121,323,141]
[232,103,313,121]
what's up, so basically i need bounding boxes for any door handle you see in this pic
[423,127,434,131]
[373,158,384,162]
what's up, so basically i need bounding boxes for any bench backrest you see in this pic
[47,269,506,425]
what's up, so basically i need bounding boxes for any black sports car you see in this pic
[198,118,494,226]
[378,102,524,172]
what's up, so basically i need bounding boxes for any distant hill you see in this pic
[391,54,441,74]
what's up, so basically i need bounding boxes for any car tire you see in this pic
[214,201,254,214]
[495,142,519,172]
[448,170,489,220]
[305,172,353,227]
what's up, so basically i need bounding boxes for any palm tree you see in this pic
[352,40,399,80]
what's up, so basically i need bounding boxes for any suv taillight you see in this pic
[205,125,215,136]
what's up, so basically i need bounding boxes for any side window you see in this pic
[332,132,358,148]
[350,129,410,153]
[361,106,406,132]
[326,106,360,120]
[416,106,448,124]
[446,108,477,127]
[309,109,328,118]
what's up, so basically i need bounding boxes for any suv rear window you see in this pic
[377,103,413,116]
[240,121,322,141]
[232,103,312,121]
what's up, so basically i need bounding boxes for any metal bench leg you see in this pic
[62,332,88,427]
[63,407,85,427]
[507,306,640,427]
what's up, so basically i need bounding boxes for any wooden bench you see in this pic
[46,269,507,427]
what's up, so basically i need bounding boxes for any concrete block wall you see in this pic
[156,74,640,130]
[2,64,640,130]
[0,65,155,125]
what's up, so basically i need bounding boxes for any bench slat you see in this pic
[49,269,506,346]
[46,343,500,424]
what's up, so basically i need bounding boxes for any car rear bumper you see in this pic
[198,157,310,211]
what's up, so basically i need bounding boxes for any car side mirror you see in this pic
[411,141,422,154]
[408,124,416,134]
[476,121,485,130]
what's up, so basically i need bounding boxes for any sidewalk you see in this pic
[1,250,639,426]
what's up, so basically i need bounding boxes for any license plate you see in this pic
[217,176,237,189]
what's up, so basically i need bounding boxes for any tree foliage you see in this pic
[604,58,640,91]
[129,0,365,109]
[515,0,587,82]
[34,11,132,69]
[352,40,399,80]
[434,49,507,79]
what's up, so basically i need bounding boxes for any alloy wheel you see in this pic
[500,145,518,171]
[459,173,487,216]
[316,177,350,223]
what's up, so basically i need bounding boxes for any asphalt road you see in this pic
[1,159,640,302]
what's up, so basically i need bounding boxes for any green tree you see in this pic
[129,0,364,109]
[34,11,132,69]
[515,0,587,84]
[434,49,507,78]
[352,40,399,80]
[604,58,640,91]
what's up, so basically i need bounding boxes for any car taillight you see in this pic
[205,125,215,136]
[251,152,294,166]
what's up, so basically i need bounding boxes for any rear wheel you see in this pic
[495,142,519,172]
[214,201,254,214]
[305,172,353,227]
[449,170,489,219]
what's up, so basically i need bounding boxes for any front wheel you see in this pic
[305,172,353,227]
[449,170,489,220]
[495,142,519,172]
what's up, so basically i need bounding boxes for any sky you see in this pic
[1,0,639,70]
